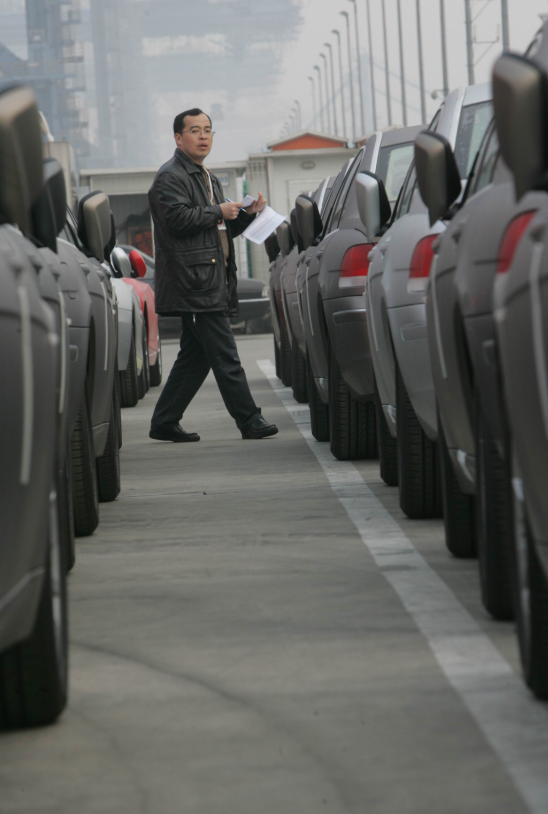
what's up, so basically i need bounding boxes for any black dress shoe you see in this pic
[241,413,278,439]
[149,424,200,442]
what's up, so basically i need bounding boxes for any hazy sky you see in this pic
[193,0,548,164]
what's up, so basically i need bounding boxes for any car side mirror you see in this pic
[414,131,461,226]
[492,52,548,199]
[77,190,112,262]
[295,194,323,250]
[129,249,147,278]
[30,158,66,252]
[290,208,304,253]
[276,221,295,257]
[110,246,132,278]
[0,84,43,235]
[355,172,391,238]
[264,232,280,262]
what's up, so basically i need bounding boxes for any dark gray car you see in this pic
[297,126,420,460]
[0,84,69,728]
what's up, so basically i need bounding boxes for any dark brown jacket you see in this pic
[149,148,254,316]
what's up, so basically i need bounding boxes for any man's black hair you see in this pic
[173,108,212,134]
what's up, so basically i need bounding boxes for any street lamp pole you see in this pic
[381,0,392,126]
[501,0,509,50]
[314,64,325,132]
[396,0,407,126]
[332,29,348,139]
[308,76,317,130]
[464,0,475,85]
[439,0,449,97]
[416,0,427,122]
[348,0,365,137]
[340,10,357,141]
[365,0,377,132]
[320,53,332,133]
[294,100,302,132]
[325,43,339,136]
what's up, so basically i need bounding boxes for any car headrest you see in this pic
[30,158,66,252]
[0,83,44,234]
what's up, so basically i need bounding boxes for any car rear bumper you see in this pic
[389,302,437,441]
[324,295,374,399]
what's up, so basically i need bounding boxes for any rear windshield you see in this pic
[454,101,492,178]
[377,142,415,203]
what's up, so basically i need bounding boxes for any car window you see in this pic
[376,142,414,203]
[472,121,499,195]
[454,100,493,178]
[325,151,363,233]
[328,152,363,230]
[395,162,417,220]
[429,109,441,131]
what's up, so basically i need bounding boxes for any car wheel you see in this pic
[513,475,548,698]
[439,416,476,558]
[96,391,121,503]
[71,387,99,537]
[374,379,398,486]
[291,341,308,403]
[60,450,75,572]
[138,325,150,399]
[396,363,442,519]
[329,343,359,461]
[280,323,292,387]
[476,397,514,619]
[307,349,329,442]
[356,400,378,460]
[119,333,139,408]
[0,481,68,729]
[274,337,281,379]
[149,337,163,387]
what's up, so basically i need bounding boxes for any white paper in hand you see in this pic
[242,206,286,244]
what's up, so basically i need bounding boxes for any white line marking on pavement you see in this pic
[257,358,548,814]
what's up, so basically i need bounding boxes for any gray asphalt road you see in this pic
[1,335,548,814]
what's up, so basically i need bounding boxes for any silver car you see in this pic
[366,84,492,518]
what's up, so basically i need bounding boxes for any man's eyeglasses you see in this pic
[182,128,215,137]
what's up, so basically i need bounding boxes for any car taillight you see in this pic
[407,234,438,294]
[496,211,537,274]
[339,243,374,289]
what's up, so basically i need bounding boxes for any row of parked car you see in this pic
[0,83,162,728]
[268,21,548,700]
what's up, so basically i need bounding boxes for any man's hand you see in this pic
[245,192,267,215]
[220,201,243,221]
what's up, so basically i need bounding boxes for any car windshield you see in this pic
[377,142,415,203]
[454,100,493,178]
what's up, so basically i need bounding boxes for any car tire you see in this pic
[0,482,68,729]
[396,363,442,519]
[329,343,360,461]
[149,338,163,387]
[374,380,398,486]
[439,417,476,558]
[60,451,75,572]
[96,392,121,503]
[71,388,99,537]
[291,341,308,403]
[138,325,150,399]
[274,337,281,379]
[280,323,292,387]
[119,333,139,408]
[356,400,378,460]
[307,350,329,442]
[514,484,548,699]
[476,398,514,620]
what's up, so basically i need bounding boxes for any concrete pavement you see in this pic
[0,335,546,813]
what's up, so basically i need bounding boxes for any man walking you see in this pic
[148,108,278,442]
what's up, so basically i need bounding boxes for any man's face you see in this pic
[174,113,213,163]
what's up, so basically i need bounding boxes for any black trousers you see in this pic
[151,312,259,431]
